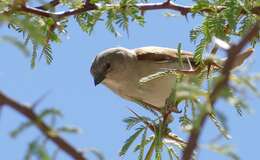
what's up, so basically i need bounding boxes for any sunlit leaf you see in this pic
[138,127,147,160]
[209,113,231,139]
[119,127,144,156]
[205,144,240,160]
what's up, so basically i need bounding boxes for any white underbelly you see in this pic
[102,61,184,109]
[104,75,176,108]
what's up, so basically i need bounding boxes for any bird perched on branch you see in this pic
[90,46,253,113]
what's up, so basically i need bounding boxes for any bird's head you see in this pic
[90,47,133,86]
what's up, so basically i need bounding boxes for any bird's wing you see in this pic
[134,46,202,73]
[134,46,194,62]
[134,46,224,71]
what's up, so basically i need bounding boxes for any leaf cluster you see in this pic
[1,13,64,68]
[120,111,185,160]
[190,0,259,64]
[0,0,145,67]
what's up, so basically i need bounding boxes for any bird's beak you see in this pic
[94,74,105,86]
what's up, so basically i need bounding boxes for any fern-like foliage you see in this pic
[1,0,145,68]
[190,0,259,64]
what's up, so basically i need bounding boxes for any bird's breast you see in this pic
[103,70,176,109]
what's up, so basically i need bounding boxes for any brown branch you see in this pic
[0,91,86,160]
[181,21,260,160]
[17,1,187,19]
[137,1,191,15]
[12,1,259,20]
[16,2,98,19]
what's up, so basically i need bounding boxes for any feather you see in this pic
[135,46,193,62]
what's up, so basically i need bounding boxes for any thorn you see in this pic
[186,56,193,71]
[165,0,171,4]
[31,90,52,109]
[141,10,145,16]
[0,105,3,122]
[185,14,189,22]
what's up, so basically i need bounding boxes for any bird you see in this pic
[90,46,253,113]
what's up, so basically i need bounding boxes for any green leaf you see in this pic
[39,108,63,119]
[165,146,179,160]
[134,136,154,152]
[176,82,207,100]
[191,0,211,13]
[139,70,181,85]
[232,75,260,97]
[25,140,38,160]
[60,0,84,9]
[208,14,226,40]
[206,144,240,160]
[209,113,231,139]
[105,8,120,36]
[138,127,147,160]
[163,133,186,149]
[0,36,30,56]
[115,13,129,32]
[179,115,193,131]
[123,116,151,130]
[194,38,207,64]
[37,146,51,160]
[189,27,202,43]
[220,86,249,115]
[75,11,103,35]
[31,40,38,68]
[57,126,81,134]
[10,121,33,138]
[154,124,163,160]
[0,0,11,11]
[41,43,53,65]
[49,32,61,43]
[87,148,105,160]
[24,139,51,160]
[239,15,257,36]
[145,139,156,160]
[223,0,241,31]
[177,42,184,68]
[119,127,144,156]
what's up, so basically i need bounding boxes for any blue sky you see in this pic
[0,2,260,160]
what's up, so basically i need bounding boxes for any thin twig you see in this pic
[0,91,86,160]
[181,21,259,160]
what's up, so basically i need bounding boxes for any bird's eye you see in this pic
[105,63,111,70]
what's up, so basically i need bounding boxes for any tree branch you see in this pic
[137,1,191,15]
[0,91,86,160]
[17,1,188,19]
[13,1,260,19]
[181,21,260,160]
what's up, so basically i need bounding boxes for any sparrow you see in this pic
[90,46,252,112]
